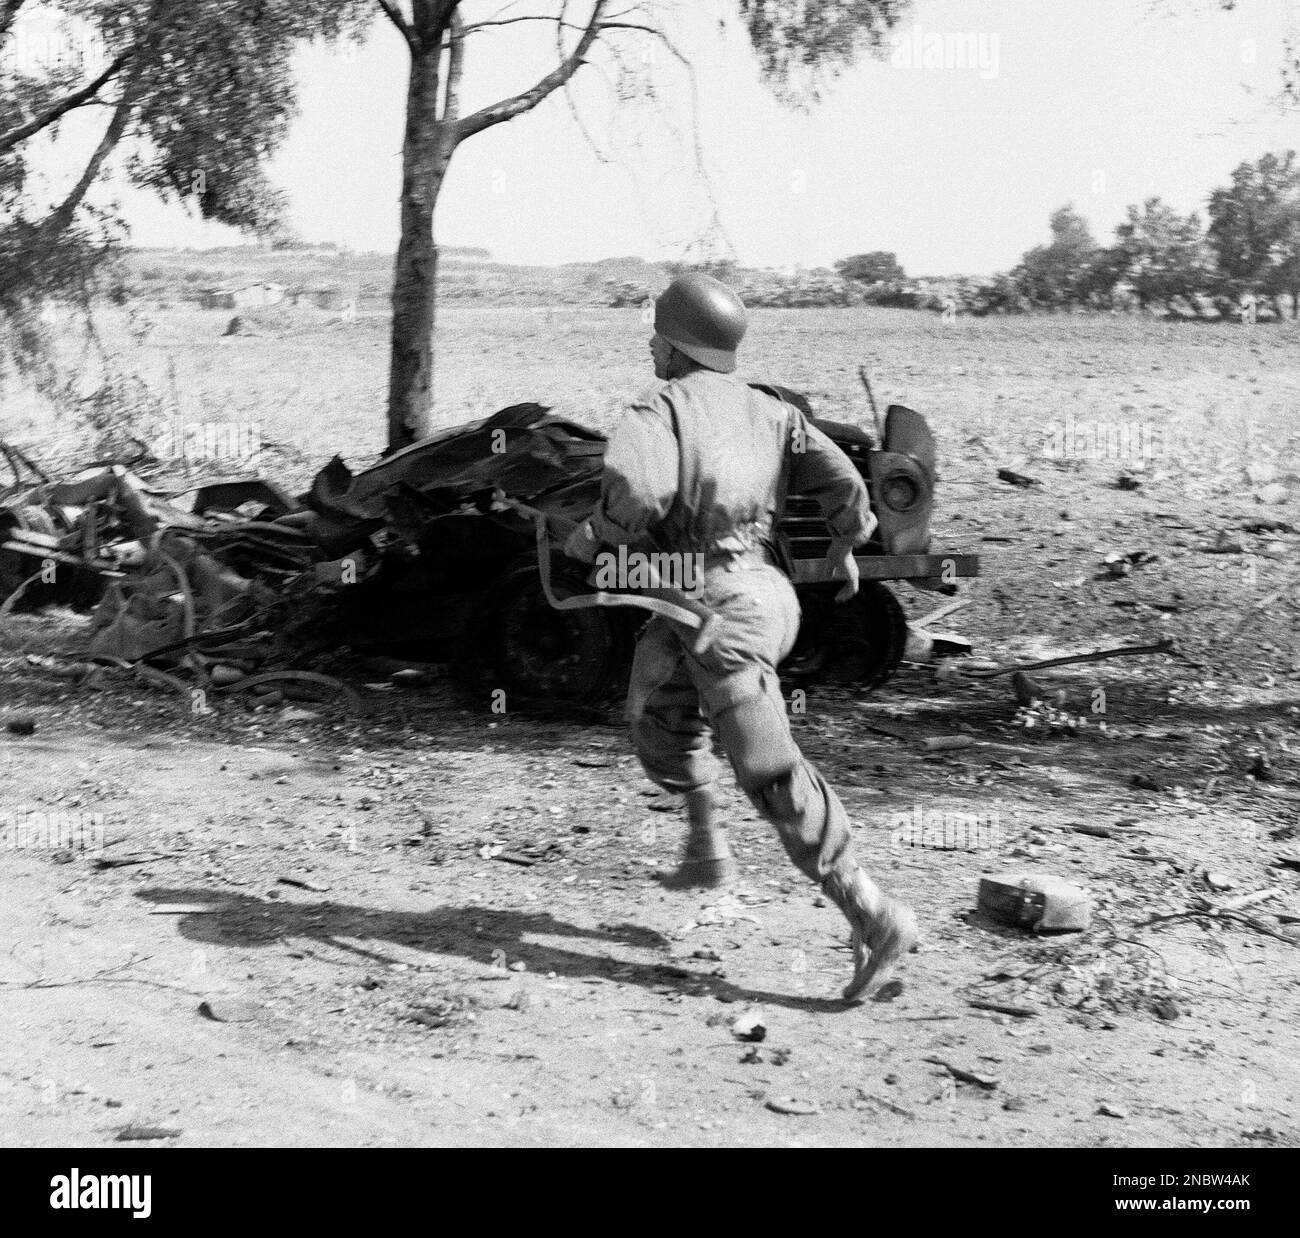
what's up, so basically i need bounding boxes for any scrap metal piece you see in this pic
[978,873,1092,932]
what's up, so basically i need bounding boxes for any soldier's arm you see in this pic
[787,412,877,551]
[565,397,679,563]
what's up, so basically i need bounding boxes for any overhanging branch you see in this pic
[39,80,137,240]
[0,50,131,156]
[453,0,609,140]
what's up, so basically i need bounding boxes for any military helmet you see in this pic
[653,272,747,373]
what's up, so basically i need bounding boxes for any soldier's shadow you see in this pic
[136,886,848,1013]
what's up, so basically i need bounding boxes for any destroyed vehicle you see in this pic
[306,386,979,703]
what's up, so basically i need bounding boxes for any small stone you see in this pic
[765,1096,820,1116]
[1153,997,1180,1021]
[731,1009,767,1042]
[197,998,260,1023]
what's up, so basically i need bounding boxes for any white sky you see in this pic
[17,0,1300,274]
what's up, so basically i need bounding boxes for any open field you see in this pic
[2,304,1299,1146]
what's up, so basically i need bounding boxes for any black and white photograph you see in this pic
[1,0,1298,1183]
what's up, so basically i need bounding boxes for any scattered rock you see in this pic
[765,1096,820,1116]
[277,875,330,892]
[997,468,1040,488]
[115,1124,182,1141]
[1152,997,1180,1022]
[3,715,36,736]
[977,873,1092,932]
[924,1057,1000,1090]
[197,998,260,1023]
[1097,1102,1128,1119]
[731,1010,767,1042]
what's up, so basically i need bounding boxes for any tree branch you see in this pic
[39,83,136,239]
[462,15,589,34]
[375,0,416,50]
[0,50,131,156]
[440,8,464,122]
[453,0,609,140]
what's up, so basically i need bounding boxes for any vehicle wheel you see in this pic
[464,556,624,706]
[782,581,908,690]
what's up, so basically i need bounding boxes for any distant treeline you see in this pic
[617,150,1300,320]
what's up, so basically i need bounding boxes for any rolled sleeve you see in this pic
[788,413,876,546]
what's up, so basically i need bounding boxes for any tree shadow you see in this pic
[135,886,850,1014]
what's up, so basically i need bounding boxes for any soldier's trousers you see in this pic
[628,560,858,885]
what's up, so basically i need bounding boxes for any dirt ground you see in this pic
[2,307,1298,1147]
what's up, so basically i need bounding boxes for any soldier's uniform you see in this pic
[565,274,917,1001]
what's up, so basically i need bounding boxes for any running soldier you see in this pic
[565,273,917,1001]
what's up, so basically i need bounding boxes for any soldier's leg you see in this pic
[690,566,917,999]
[707,673,917,999]
[628,620,733,887]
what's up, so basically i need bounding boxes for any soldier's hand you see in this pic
[829,541,860,602]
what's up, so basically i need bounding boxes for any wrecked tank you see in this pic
[304,386,980,703]
[0,385,979,706]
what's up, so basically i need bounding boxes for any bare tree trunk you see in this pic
[386,44,446,453]
[382,0,605,452]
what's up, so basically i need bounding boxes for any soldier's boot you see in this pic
[823,866,918,1002]
[659,785,737,889]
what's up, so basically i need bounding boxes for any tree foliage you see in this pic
[0,0,371,392]
[736,0,908,103]
[1207,150,1300,305]
[1109,197,1211,312]
[835,250,905,283]
[1014,206,1104,309]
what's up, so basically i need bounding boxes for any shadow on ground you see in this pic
[135,886,852,1014]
